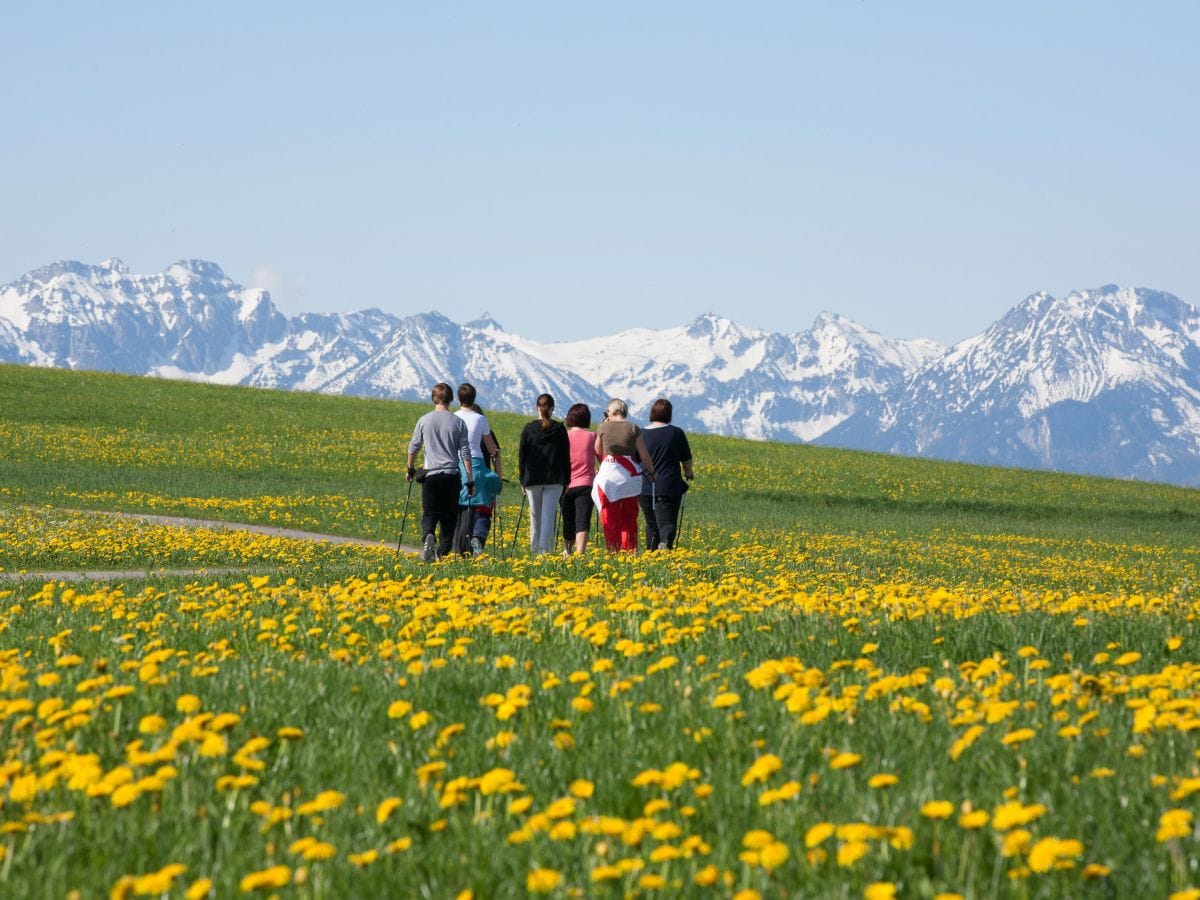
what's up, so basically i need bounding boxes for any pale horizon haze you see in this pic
[2,2,1197,344]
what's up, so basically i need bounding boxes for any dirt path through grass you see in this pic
[0,508,419,582]
[63,508,402,549]
[0,567,254,583]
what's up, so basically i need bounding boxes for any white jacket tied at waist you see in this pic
[591,455,643,509]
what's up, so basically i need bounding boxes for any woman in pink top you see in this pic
[559,403,600,556]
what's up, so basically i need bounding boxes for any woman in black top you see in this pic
[639,398,694,550]
[517,393,570,553]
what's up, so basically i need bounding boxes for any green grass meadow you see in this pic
[1,364,1199,899]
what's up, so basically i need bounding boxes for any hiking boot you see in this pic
[470,537,484,557]
[657,541,667,551]
[421,533,436,563]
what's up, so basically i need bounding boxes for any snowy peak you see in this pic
[685,311,767,345]
[0,258,288,375]
[164,259,230,284]
[944,285,1200,401]
[824,284,1200,484]
[6,258,1200,485]
[808,310,943,374]
[466,312,504,331]
[495,308,941,443]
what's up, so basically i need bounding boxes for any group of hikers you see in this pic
[405,382,694,561]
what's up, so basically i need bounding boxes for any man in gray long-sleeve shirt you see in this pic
[407,383,474,561]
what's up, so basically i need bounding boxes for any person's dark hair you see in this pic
[649,398,673,424]
[536,393,554,429]
[432,383,453,405]
[469,403,483,414]
[458,383,477,407]
[564,403,591,428]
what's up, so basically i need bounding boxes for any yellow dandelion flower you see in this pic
[837,840,869,867]
[238,865,291,892]
[1001,829,1033,857]
[409,711,432,730]
[131,864,187,895]
[760,840,789,871]
[296,790,345,816]
[830,752,861,770]
[526,868,562,893]
[805,822,835,848]
[546,797,575,819]
[921,800,954,820]
[569,779,594,799]
[387,700,413,719]
[111,784,141,808]
[959,810,989,830]
[868,773,898,789]
[375,796,403,824]
[1028,837,1084,873]
[591,865,622,882]
[741,754,783,786]
[1001,728,1035,747]
[138,715,167,735]
[743,829,776,849]
[1157,809,1193,843]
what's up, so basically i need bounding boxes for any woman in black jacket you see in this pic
[639,398,694,550]
[517,393,570,553]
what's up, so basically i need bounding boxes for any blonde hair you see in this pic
[605,398,628,419]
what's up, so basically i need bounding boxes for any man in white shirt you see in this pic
[455,383,502,477]
[453,383,504,554]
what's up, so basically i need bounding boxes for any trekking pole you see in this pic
[649,477,656,552]
[676,492,686,550]
[464,481,475,556]
[493,478,510,557]
[396,478,414,556]
[489,489,499,557]
[511,489,527,555]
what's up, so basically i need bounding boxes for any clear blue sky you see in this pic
[3,2,1197,344]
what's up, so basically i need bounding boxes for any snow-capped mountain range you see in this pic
[3,258,1199,486]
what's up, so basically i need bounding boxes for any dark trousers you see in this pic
[421,472,461,556]
[453,506,492,554]
[559,486,594,543]
[640,493,682,550]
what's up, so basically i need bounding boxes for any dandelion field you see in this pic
[1,364,1199,898]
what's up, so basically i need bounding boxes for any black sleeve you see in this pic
[557,425,571,486]
[517,424,530,486]
[676,427,692,463]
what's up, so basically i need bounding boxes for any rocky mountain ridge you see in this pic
[2,258,1198,485]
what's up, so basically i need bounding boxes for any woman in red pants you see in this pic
[591,398,656,551]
